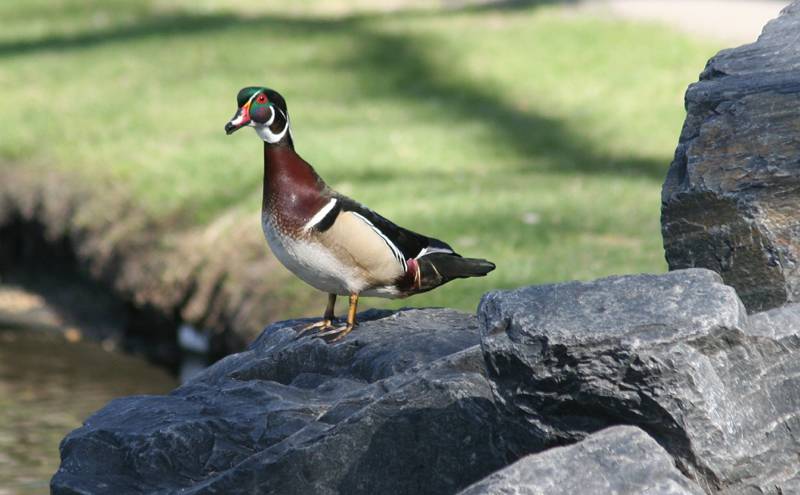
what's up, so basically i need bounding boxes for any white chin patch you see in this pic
[255,106,290,144]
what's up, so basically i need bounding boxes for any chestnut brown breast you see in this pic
[262,144,330,234]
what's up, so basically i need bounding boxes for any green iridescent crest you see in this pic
[236,86,264,107]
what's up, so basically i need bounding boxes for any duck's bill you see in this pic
[224,106,250,135]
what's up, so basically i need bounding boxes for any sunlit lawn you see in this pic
[0,0,721,312]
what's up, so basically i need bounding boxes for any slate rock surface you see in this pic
[54,270,800,494]
[480,268,800,494]
[661,2,800,312]
[458,426,704,495]
[51,309,530,495]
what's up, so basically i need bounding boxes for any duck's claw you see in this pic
[294,319,335,339]
[314,323,355,343]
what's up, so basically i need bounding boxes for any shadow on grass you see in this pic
[340,22,666,180]
[2,6,667,181]
[460,0,578,12]
[0,15,212,57]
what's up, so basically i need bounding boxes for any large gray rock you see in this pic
[458,426,704,495]
[661,2,800,312]
[480,269,800,494]
[52,309,532,495]
[52,270,800,494]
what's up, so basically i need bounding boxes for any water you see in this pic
[0,326,176,494]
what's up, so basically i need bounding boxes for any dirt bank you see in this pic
[0,167,314,364]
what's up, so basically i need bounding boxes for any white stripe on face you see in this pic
[265,105,275,126]
[303,198,338,232]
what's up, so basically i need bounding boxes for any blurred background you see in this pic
[0,0,790,493]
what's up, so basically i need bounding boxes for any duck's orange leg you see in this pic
[295,293,337,337]
[316,293,358,343]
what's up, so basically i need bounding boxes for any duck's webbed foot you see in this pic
[293,293,338,339]
[294,319,336,339]
[313,293,358,344]
[314,323,355,343]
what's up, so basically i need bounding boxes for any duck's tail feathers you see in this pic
[417,253,495,291]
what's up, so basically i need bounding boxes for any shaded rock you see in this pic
[52,308,530,495]
[480,269,800,494]
[661,2,800,312]
[458,426,704,495]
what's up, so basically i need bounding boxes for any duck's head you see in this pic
[224,86,292,145]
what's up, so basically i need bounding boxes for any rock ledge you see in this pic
[54,270,800,494]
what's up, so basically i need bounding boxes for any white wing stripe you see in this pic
[303,198,338,232]
[351,212,407,271]
[416,246,453,258]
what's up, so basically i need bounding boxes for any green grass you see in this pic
[0,0,721,313]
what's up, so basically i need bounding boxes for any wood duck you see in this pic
[225,87,495,342]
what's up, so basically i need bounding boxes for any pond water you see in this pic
[0,326,176,494]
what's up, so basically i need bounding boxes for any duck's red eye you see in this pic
[256,94,267,104]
